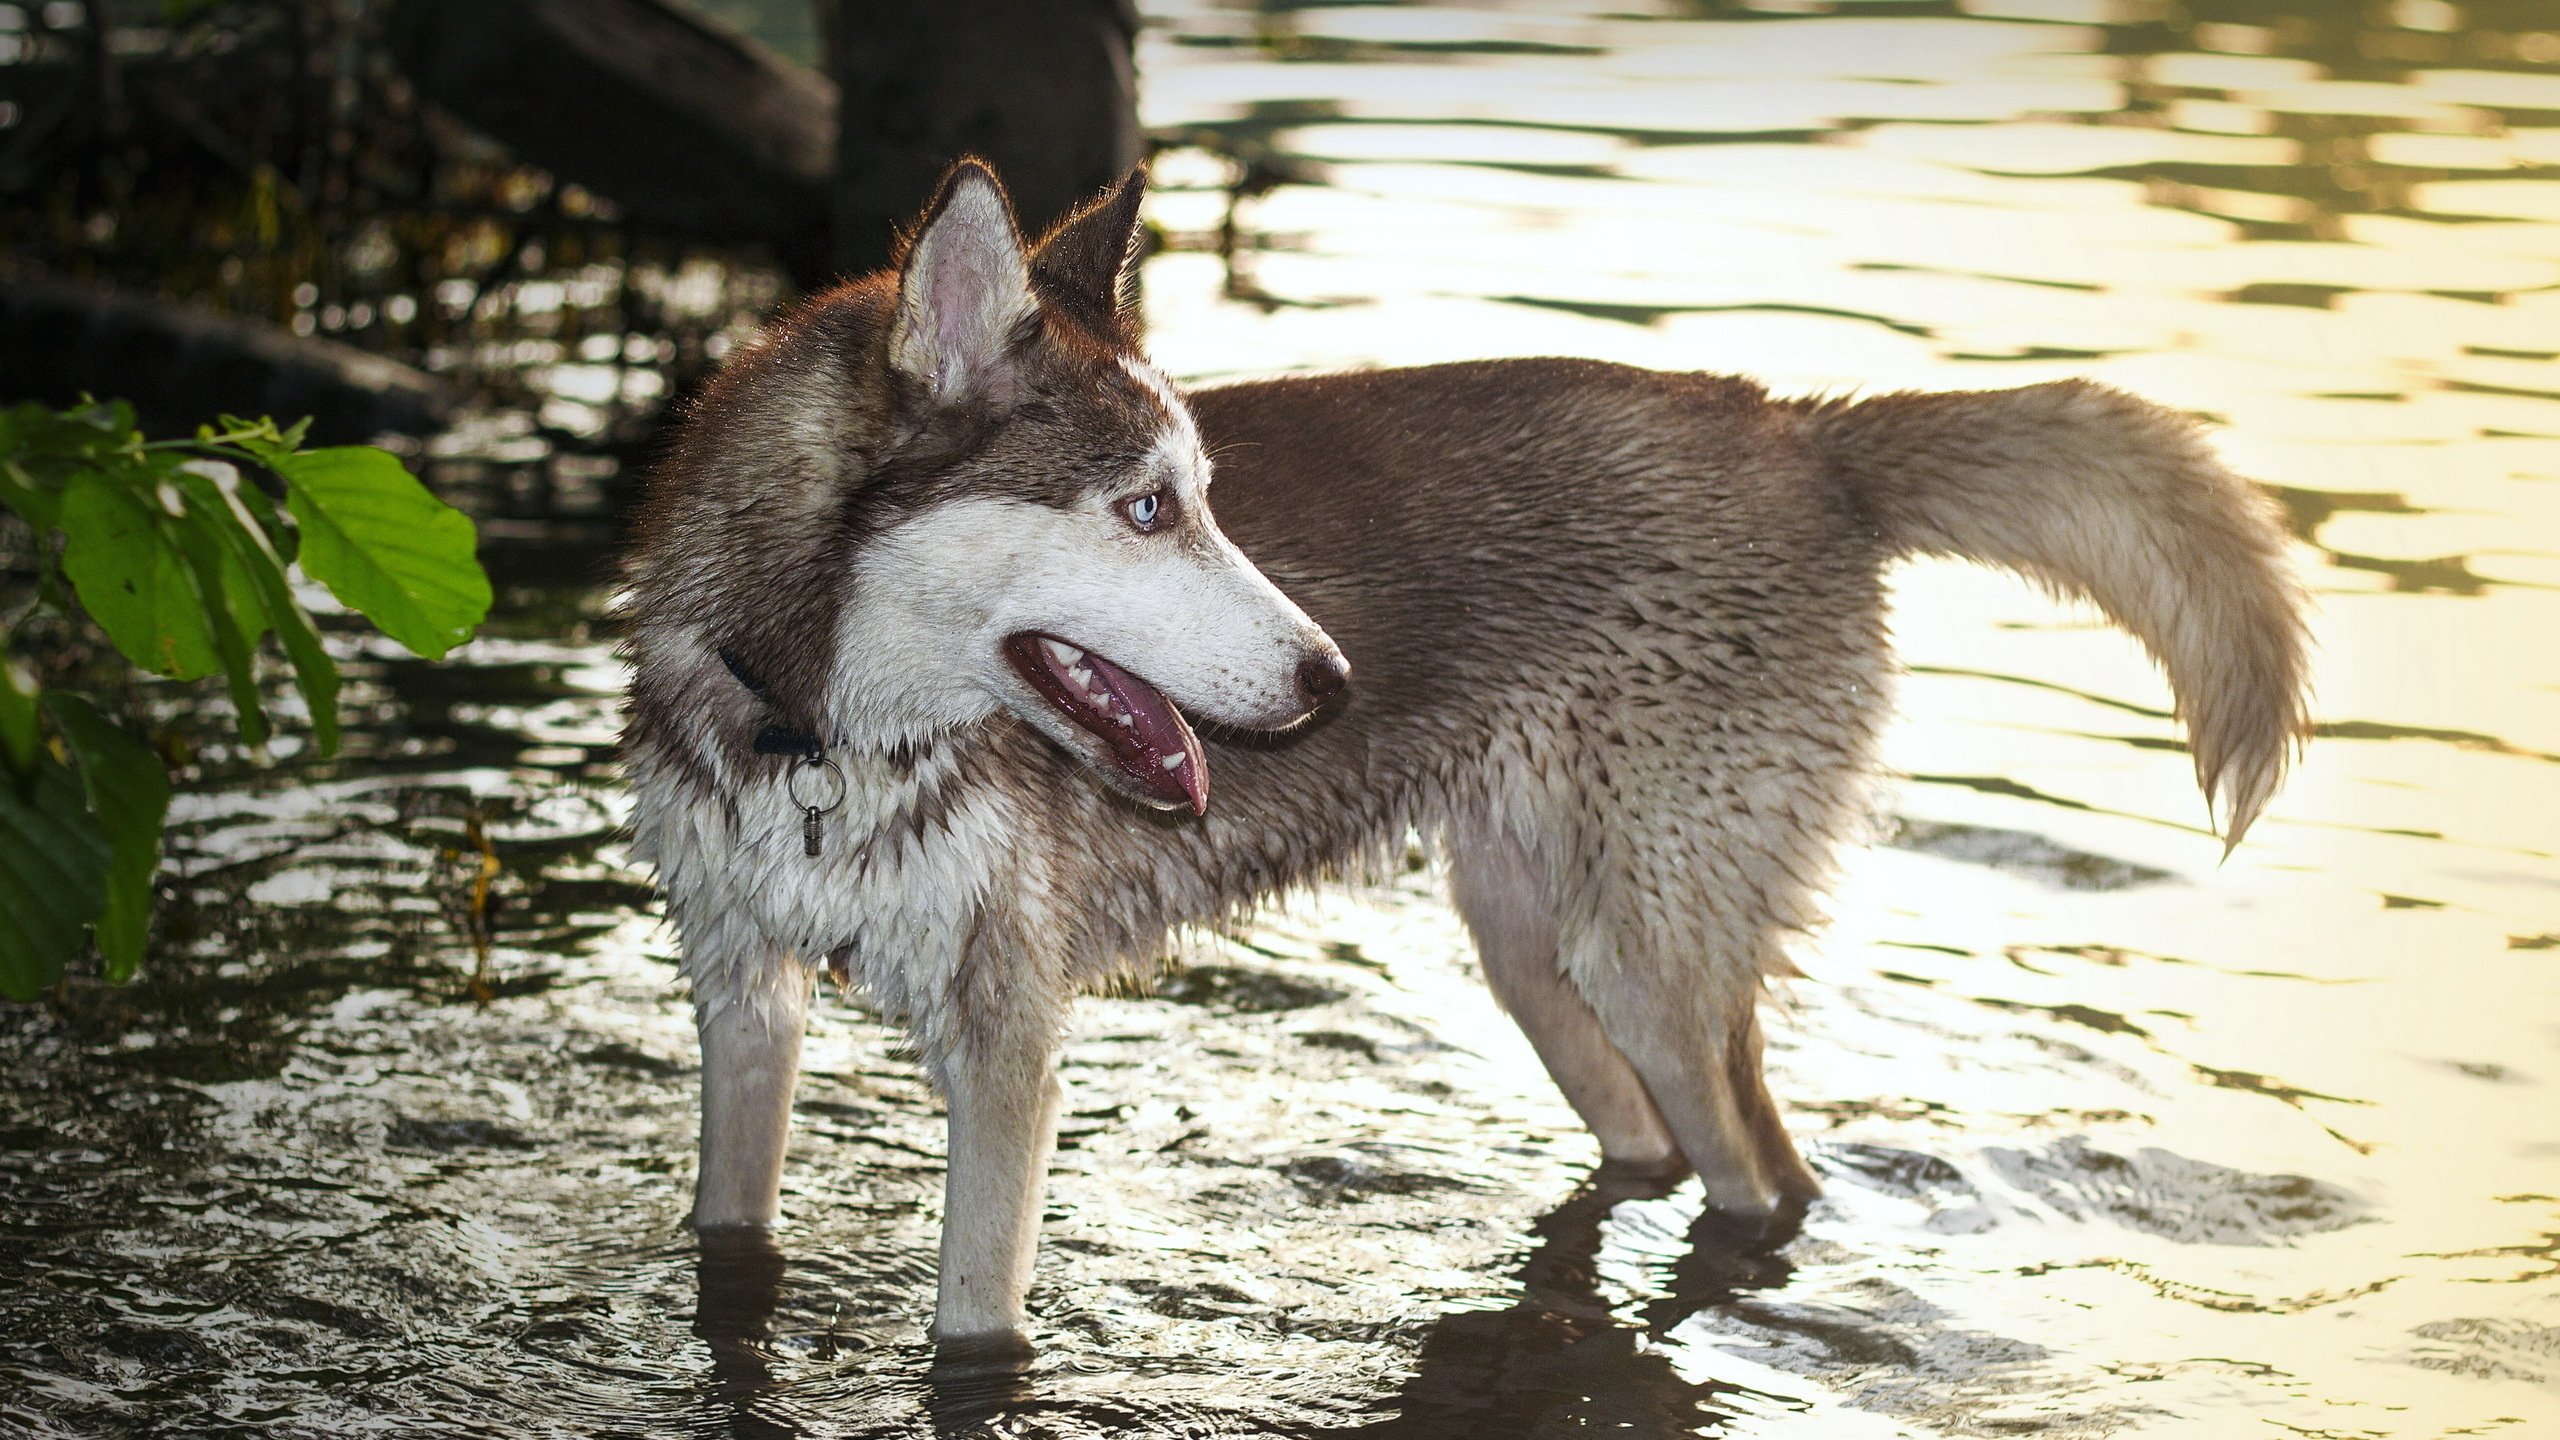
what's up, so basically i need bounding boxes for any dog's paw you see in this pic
[929,1323,1036,1370]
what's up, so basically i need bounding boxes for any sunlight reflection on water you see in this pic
[1135,0,2559,1431]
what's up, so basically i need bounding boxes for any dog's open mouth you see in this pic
[1002,633,1208,815]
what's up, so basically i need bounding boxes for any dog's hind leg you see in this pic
[1559,915,1819,1221]
[691,948,813,1228]
[1449,823,1682,1176]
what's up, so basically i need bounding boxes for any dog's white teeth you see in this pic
[1042,639,1084,666]
[1160,751,1188,771]
[1116,712,1134,727]
[1067,664,1094,688]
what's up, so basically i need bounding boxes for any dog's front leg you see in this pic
[691,959,813,1228]
[929,1021,1062,1356]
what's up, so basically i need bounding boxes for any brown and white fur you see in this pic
[620,159,2312,1354]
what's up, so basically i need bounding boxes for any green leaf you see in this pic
[44,695,169,982]
[225,466,299,566]
[176,469,340,756]
[168,466,277,651]
[160,495,273,749]
[56,478,221,679]
[218,415,304,455]
[274,447,490,659]
[208,503,277,650]
[0,649,37,774]
[0,448,58,527]
[0,759,112,1001]
[15,399,145,493]
[76,399,141,442]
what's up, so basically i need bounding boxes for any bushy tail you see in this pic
[1791,379,2312,849]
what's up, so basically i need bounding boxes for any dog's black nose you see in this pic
[1297,652,1350,706]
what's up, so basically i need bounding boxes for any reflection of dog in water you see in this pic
[620,157,2311,1354]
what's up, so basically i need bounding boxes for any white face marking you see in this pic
[813,350,1344,806]
[829,486,1335,754]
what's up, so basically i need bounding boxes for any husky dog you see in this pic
[621,158,2310,1353]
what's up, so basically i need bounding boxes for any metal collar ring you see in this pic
[786,753,847,815]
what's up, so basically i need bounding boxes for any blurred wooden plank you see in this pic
[0,273,449,443]
[385,0,834,278]
[383,0,1141,287]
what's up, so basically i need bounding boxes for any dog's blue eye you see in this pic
[1122,491,1165,531]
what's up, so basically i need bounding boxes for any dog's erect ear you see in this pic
[891,159,1035,406]
[1030,166,1147,340]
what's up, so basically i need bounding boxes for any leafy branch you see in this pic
[0,399,492,1000]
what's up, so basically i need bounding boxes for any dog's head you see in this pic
[644,160,1346,816]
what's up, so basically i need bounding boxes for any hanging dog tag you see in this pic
[785,753,846,860]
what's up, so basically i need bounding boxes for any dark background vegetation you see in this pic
[0,0,1142,451]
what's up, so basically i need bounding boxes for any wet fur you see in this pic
[620,162,2312,1347]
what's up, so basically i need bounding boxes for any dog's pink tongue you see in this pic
[1079,648,1208,815]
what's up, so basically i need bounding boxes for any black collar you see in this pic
[717,646,826,760]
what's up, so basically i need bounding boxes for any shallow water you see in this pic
[5,1,2559,1435]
